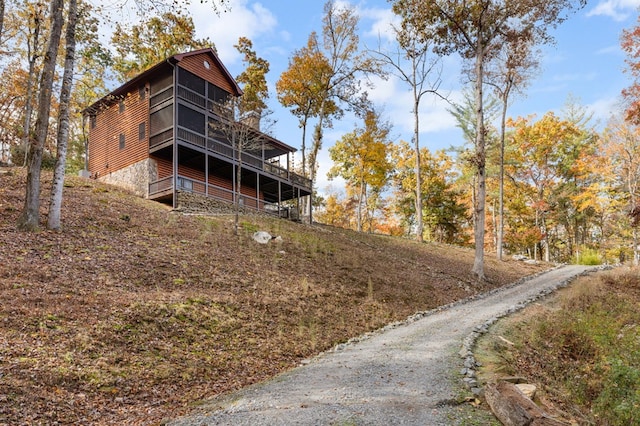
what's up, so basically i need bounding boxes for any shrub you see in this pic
[10,144,56,169]
[577,248,602,265]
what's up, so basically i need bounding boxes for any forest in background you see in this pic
[1,0,640,269]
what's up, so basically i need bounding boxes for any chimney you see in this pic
[241,110,261,131]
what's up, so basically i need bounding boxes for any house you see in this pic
[83,48,312,219]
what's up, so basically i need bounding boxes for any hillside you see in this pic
[0,168,548,425]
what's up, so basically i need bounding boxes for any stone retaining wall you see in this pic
[176,191,303,221]
[98,158,157,197]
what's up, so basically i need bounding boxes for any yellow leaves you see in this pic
[276,33,335,119]
[328,109,392,191]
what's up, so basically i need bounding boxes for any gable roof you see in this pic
[82,48,242,115]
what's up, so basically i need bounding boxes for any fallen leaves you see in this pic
[0,167,548,425]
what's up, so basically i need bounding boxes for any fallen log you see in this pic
[484,381,568,426]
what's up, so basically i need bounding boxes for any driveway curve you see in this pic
[169,265,597,426]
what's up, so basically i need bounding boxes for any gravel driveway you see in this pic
[169,265,597,426]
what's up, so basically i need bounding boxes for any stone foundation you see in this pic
[176,191,299,220]
[98,158,157,197]
[176,191,239,214]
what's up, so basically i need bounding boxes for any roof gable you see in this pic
[173,48,241,96]
[83,48,241,115]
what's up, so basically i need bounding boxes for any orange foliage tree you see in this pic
[622,15,640,124]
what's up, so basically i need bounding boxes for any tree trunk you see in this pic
[471,43,487,280]
[308,120,324,224]
[634,227,639,266]
[0,0,5,45]
[48,0,78,231]
[21,6,43,167]
[356,179,365,232]
[414,87,423,243]
[485,382,567,426]
[17,0,64,231]
[234,132,241,236]
[301,115,308,177]
[497,88,509,260]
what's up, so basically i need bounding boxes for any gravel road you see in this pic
[169,265,597,426]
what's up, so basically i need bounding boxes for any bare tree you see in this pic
[485,35,539,260]
[17,0,64,231]
[210,100,274,235]
[48,0,78,230]
[372,22,445,242]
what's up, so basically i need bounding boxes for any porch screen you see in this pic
[150,74,172,96]
[178,104,205,135]
[208,82,230,104]
[150,105,173,135]
[178,69,205,94]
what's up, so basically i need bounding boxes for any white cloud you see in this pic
[587,0,640,21]
[552,72,598,82]
[190,0,278,66]
[596,44,623,55]
[586,96,624,125]
[361,7,398,45]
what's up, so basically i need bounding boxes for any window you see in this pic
[90,115,96,129]
[150,74,173,96]
[208,117,228,142]
[139,85,146,100]
[178,177,193,191]
[138,122,146,140]
[119,133,125,150]
[119,100,125,113]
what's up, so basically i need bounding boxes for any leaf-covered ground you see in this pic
[0,167,548,425]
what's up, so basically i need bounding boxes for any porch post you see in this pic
[278,181,282,217]
[256,173,260,211]
[172,65,178,209]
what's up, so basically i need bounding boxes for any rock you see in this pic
[501,376,528,384]
[253,231,273,244]
[515,383,537,400]
[471,387,483,396]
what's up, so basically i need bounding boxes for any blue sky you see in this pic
[181,0,640,192]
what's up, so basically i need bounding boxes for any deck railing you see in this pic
[170,84,313,190]
[148,176,173,194]
[149,175,293,218]
[172,127,312,190]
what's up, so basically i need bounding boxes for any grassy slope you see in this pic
[0,168,548,425]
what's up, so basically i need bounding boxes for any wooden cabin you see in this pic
[83,48,312,219]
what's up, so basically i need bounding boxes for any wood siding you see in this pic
[155,156,173,179]
[88,85,149,177]
[178,53,235,94]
